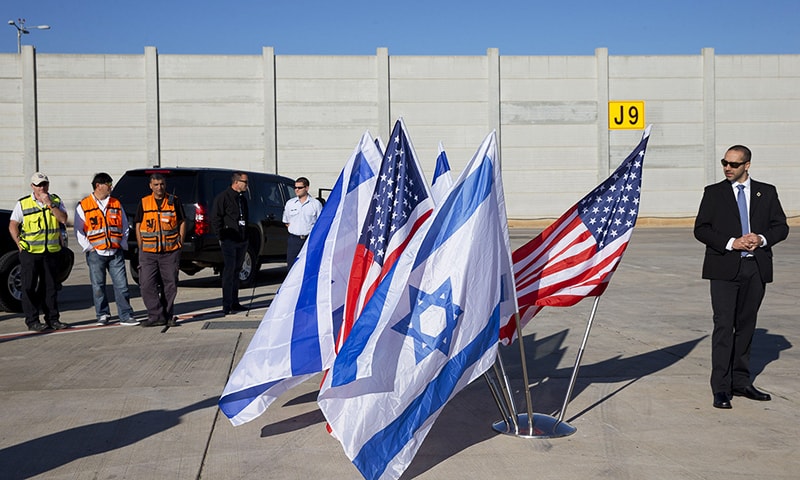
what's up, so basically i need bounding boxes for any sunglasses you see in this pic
[720,159,747,168]
[294,186,306,190]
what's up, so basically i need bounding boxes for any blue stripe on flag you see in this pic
[218,378,282,418]
[348,151,375,194]
[432,150,451,184]
[414,155,493,269]
[290,168,345,375]
[330,262,398,387]
[353,303,501,479]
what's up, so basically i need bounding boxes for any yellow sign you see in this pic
[608,101,645,130]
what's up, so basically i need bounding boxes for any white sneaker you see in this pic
[96,315,110,326]
[119,318,141,326]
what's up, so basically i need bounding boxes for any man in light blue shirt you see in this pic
[282,176,322,269]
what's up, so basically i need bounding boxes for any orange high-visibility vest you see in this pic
[139,194,181,253]
[80,195,124,250]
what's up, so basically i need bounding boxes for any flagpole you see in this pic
[514,312,535,429]
[494,350,519,431]
[556,296,601,424]
[492,312,576,439]
[483,371,513,429]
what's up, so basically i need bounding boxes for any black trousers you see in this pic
[220,238,247,309]
[709,258,765,393]
[19,250,60,326]
[286,234,307,270]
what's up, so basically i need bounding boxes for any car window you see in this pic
[263,181,284,208]
[210,177,230,201]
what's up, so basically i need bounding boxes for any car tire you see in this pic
[0,250,23,312]
[239,241,261,288]
[129,257,140,285]
[55,248,75,285]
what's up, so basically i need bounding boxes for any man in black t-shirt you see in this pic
[134,173,186,327]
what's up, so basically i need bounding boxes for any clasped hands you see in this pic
[733,232,761,252]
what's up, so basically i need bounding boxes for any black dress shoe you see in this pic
[166,316,179,327]
[713,392,732,409]
[732,385,771,401]
[231,303,247,311]
[50,321,70,330]
[141,319,167,327]
[28,322,49,332]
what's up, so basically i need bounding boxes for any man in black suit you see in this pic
[694,145,789,409]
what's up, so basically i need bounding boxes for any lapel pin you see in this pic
[756,192,761,197]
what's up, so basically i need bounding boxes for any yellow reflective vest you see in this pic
[19,194,62,254]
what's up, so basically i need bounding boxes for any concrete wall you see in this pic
[1,46,798,223]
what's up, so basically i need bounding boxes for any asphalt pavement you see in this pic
[0,227,798,479]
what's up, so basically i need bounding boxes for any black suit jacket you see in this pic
[694,179,789,283]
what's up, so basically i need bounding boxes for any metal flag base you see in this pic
[492,413,576,439]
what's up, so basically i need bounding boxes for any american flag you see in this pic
[501,127,651,344]
[338,119,434,350]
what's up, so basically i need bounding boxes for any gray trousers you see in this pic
[138,249,181,323]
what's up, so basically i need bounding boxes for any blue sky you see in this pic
[4,0,799,55]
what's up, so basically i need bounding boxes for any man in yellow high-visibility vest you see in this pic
[8,172,70,332]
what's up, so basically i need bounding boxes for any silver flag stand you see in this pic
[492,297,602,438]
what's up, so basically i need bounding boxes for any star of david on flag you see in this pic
[319,131,516,480]
[391,280,463,364]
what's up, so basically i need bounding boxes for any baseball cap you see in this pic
[31,172,49,185]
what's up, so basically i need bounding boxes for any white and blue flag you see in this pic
[318,131,516,480]
[218,131,383,426]
[430,141,454,205]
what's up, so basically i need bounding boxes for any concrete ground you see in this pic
[0,227,798,479]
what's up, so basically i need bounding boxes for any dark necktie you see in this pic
[737,184,749,256]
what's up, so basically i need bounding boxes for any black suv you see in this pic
[0,209,74,312]
[112,168,295,286]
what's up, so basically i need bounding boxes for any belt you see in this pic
[291,233,308,240]
[742,255,756,260]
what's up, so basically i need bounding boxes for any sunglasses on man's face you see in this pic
[720,159,747,168]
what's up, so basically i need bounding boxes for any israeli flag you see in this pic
[218,132,382,426]
[318,131,516,479]
[430,141,454,205]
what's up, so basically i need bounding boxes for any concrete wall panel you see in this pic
[37,79,145,102]
[0,79,21,101]
[37,127,146,151]
[159,55,263,79]
[277,56,377,78]
[390,56,487,78]
[37,103,146,127]
[0,50,798,220]
[275,79,378,102]
[36,54,144,79]
[716,78,800,99]
[501,56,596,78]
[609,55,701,77]
[159,79,262,103]
[609,78,704,100]
[501,79,597,101]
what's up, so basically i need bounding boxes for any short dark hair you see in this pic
[295,177,310,187]
[727,145,752,164]
[232,171,247,183]
[149,173,165,183]
[92,172,113,190]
